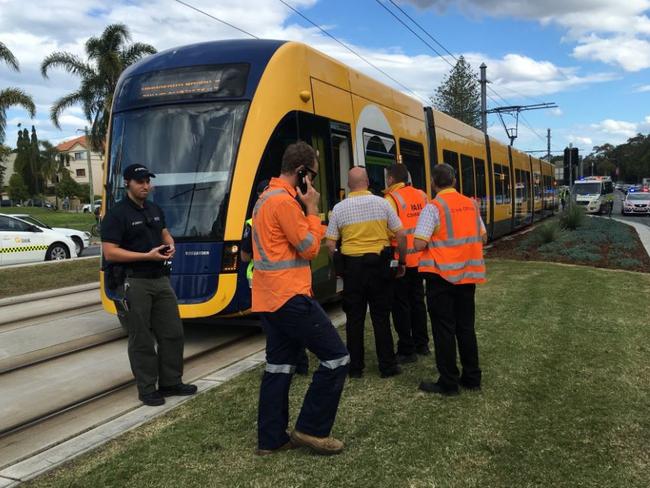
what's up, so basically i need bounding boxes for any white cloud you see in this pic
[568,135,593,146]
[636,84,650,92]
[402,0,650,72]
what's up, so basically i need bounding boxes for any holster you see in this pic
[104,263,126,291]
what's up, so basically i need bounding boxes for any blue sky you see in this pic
[1,0,648,154]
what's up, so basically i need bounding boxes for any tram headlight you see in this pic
[221,241,240,273]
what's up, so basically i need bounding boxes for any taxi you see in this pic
[9,214,90,256]
[0,214,77,266]
[622,189,650,216]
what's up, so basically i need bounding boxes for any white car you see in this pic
[82,199,102,213]
[0,214,77,266]
[9,214,91,256]
[622,191,650,215]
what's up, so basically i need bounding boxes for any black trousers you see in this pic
[391,267,429,355]
[424,273,481,390]
[342,254,396,374]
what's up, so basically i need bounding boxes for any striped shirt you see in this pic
[415,189,487,242]
[326,190,403,256]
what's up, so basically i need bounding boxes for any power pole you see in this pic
[83,126,94,206]
[487,103,558,146]
[480,63,487,134]
[547,129,551,161]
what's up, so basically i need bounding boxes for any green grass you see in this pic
[0,207,96,233]
[26,260,650,487]
[0,258,99,298]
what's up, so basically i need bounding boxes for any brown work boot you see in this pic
[290,429,345,455]
[255,440,296,456]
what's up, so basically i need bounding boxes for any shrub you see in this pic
[614,258,643,269]
[560,205,585,230]
[538,222,560,244]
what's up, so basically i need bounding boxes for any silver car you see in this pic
[622,192,650,215]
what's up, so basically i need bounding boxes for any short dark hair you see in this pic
[281,141,316,174]
[432,163,455,188]
[386,163,409,184]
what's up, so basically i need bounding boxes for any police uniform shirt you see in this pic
[101,197,167,271]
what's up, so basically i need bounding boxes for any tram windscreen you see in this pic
[108,102,248,240]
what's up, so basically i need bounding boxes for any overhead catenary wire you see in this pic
[277,0,430,104]
[174,0,259,39]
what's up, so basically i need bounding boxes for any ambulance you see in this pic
[573,176,614,214]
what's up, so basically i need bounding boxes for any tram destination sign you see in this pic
[115,64,249,110]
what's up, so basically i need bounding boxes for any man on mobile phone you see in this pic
[101,164,196,407]
[253,141,350,456]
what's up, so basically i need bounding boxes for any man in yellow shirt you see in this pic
[325,167,407,378]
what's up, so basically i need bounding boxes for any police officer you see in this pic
[325,167,407,379]
[241,180,309,376]
[384,163,430,363]
[253,141,350,456]
[101,164,196,406]
[414,163,487,396]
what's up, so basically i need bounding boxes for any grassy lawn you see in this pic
[0,258,99,298]
[0,207,96,233]
[26,260,650,487]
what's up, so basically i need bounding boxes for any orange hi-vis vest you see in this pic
[418,190,486,285]
[388,185,428,267]
[251,178,324,312]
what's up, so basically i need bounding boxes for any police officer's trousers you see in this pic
[391,266,429,355]
[116,276,184,395]
[424,273,481,390]
[258,295,349,450]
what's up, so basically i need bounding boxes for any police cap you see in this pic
[123,164,156,181]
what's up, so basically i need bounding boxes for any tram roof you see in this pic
[119,39,287,100]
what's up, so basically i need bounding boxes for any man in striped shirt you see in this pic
[325,167,407,379]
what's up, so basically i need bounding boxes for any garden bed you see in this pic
[487,215,650,273]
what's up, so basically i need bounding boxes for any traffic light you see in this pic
[563,147,579,183]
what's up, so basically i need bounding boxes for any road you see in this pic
[82,244,100,257]
[611,190,650,228]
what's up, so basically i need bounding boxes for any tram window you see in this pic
[503,166,511,204]
[460,154,475,197]
[332,132,352,203]
[399,139,426,191]
[494,165,504,204]
[523,170,531,200]
[363,130,396,195]
[475,158,486,200]
[442,149,460,191]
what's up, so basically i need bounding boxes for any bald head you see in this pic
[348,167,369,192]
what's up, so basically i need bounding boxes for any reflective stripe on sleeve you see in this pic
[392,192,407,211]
[320,355,350,370]
[265,363,296,374]
[253,259,310,271]
[253,188,286,217]
[295,232,315,253]
[420,258,485,271]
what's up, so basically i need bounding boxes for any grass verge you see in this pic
[0,207,96,233]
[488,216,650,272]
[26,260,650,488]
[0,258,99,298]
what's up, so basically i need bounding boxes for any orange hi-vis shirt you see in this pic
[385,182,428,267]
[417,189,486,285]
[251,177,324,312]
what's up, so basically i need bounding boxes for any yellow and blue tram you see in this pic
[100,39,556,319]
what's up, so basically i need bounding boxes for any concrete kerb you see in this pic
[610,217,650,258]
[0,255,99,271]
[0,307,346,486]
[0,282,99,308]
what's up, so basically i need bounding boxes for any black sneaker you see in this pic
[418,381,459,396]
[397,353,418,364]
[159,383,198,397]
[415,347,431,356]
[139,391,165,406]
[349,370,363,379]
[460,380,481,391]
[379,366,402,378]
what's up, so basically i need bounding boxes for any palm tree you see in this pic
[41,24,156,153]
[0,42,36,144]
[39,140,68,209]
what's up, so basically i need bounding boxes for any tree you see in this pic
[0,143,9,188]
[13,125,42,196]
[432,56,481,129]
[41,24,156,153]
[8,173,29,202]
[40,140,68,208]
[56,172,83,200]
[0,41,36,144]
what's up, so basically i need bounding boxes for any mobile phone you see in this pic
[297,168,308,194]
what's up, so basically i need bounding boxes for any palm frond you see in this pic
[49,90,85,129]
[41,52,94,79]
[120,42,157,66]
[0,41,19,71]
[0,88,36,143]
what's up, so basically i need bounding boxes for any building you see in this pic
[55,136,103,197]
